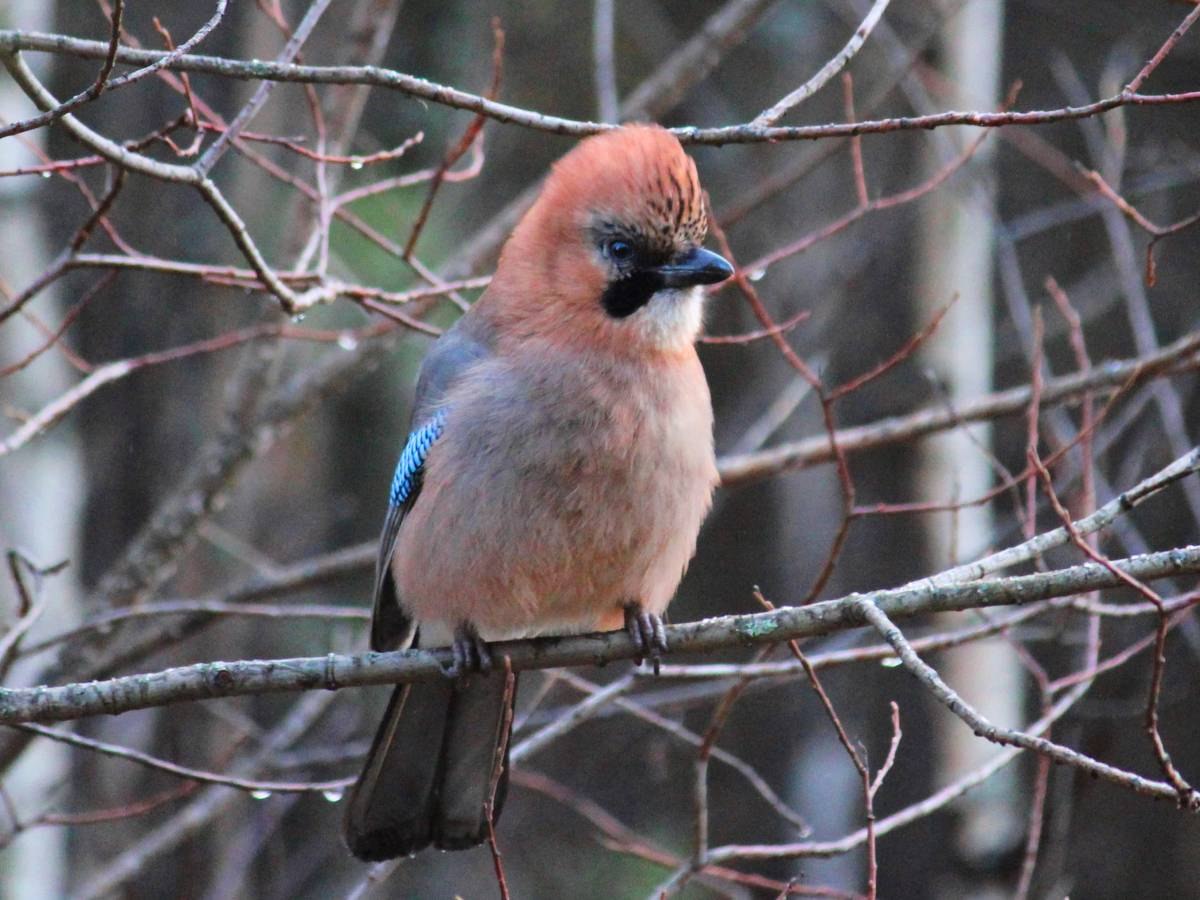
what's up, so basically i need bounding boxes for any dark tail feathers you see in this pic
[342,671,517,861]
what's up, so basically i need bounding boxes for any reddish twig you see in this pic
[513,770,856,898]
[485,658,517,900]
[1,272,115,378]
[1013,753,1052,900]
[699,307,811,345]
[842,73,869,207]
[760,592,897,900]
[545,671,811,834]
[0,1,230,141]
[0,0,124,139]
[402,18,504,260]
[1029,452,1199,810]
[828,296,956,401]
[1081,167,1200,285]
[799,653,880,895]
[150,16,203,156]
[1023,308,1046,537]
[0,168,126,328]
[735,82,1019,282]
[37,782,201,828]
[706,206,856,602]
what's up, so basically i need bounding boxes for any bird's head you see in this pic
[486,124,733,355]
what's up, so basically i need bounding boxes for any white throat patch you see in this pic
[631,286,705,350]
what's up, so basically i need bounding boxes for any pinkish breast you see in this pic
[391,344,717,640]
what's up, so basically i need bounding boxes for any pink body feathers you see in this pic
[394,329,717,639]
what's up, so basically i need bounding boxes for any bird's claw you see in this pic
[446,624,492,678]
[624,602,668,675]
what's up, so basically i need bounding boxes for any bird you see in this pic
[342,123,733,862]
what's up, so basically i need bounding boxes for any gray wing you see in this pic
[369,317,492,651]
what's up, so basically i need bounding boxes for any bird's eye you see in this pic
[606,239,634,263]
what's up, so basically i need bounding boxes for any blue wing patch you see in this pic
[388,408,447,507]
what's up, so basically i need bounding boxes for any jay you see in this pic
[343,124,733,861]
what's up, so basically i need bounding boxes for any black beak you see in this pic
[654,247,734,289]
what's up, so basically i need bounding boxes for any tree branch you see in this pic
[856,597,1199,808]
[717,326,1200,485]
[0,49,309,313]
[751,0,892,127]
[2,544,1198,725]
[3,13,1199,145]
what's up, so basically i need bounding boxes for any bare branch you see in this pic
[751,0,892,127]
[4,7,1199,145]
[704,674,1094,863]
[2,545,1199,725]
[0,0,127,140]
[914,445,1200,588]
[855,598,1199,807]
[16,723,348,795]
[718,328,1200,485]
[69,693,335,900]
[0,50,308,312]
[195,0,330,175]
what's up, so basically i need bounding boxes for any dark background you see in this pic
[1,1,1198,897]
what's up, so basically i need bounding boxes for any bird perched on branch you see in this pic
[343,124,733,861]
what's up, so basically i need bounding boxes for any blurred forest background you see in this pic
[2,0,1200,898]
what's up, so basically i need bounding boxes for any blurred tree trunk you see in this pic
[0,2,82,897]
[43,2,267,891]
[915,2,1023,895]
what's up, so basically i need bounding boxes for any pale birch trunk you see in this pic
[0,2,84,897]
[915,2,1023,893]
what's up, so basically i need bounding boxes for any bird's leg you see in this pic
[623,601,668,674]
[447,622,493,678]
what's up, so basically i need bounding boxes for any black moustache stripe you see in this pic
[600,269,666,319]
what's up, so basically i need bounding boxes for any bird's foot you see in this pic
[446,623,493,678]
[624,602,668,675]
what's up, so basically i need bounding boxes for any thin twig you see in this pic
[752,0,892,126]
[401,18,504,260]
[14,723,350,794]
[484,659,517,900]
[855,598,1197,807]
[195,0,332,175]
[0,0,127,139]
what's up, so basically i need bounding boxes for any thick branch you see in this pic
[2,545,1197,725]
[2,28,1199,144]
